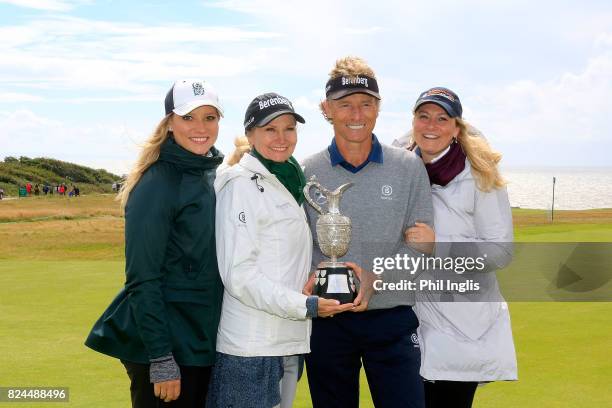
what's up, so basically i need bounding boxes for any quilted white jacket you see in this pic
[214,154,312,357]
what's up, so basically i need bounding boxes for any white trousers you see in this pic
[274,355,300,408]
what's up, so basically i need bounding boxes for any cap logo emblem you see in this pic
[245,116,255,127]
[342,76,368,88]
[192,82,206,96]
[424,88,455,102]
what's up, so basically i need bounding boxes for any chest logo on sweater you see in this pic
[411,333,420,348]
[381,185,393,200]
[238,211,246,223]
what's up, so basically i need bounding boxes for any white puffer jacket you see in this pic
[414,159,518,381]
[214,154,312,357]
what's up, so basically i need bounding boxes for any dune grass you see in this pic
[0,194,122,223]
[1,195,611,407]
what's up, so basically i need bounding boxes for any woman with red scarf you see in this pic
[394,87,517,408]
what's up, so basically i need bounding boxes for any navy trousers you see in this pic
[305,306,425,408]
[424,380,478,408]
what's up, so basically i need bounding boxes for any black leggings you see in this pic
[424,380,478,408]
[121,360,211,408]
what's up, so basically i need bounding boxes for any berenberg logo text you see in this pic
[342,76,368,87]
[259,96,291,110]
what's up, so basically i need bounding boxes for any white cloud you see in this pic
[3,1,612,169]
[0,0,78,11]
[470,51,612,144]
[0,109,144,174]
[595,33,612,48]
[0,92,44,102]
[343,27,384,35]
[0,16,280,96]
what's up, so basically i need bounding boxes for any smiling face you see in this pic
[169,105,220,155]
[247,114,297,162]
[412,103,459,163]
[323,93,379,148]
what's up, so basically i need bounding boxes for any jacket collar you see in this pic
[239,152,273,177]
[158,135,223,170]
[215,154,305,212]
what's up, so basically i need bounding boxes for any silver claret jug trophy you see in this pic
[304,175,357,304]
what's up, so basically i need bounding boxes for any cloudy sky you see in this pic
[1,0,611,175]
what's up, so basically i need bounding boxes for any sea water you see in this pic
[502,167,612,210]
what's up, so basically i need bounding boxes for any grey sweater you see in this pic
[303,143,433,310]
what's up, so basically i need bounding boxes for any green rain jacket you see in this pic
[85,136,223,366]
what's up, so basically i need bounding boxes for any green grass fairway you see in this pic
[0,261,129,407]
[1,196,611,407]
[3,262,610,407]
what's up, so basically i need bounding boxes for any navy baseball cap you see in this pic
[325,75,381,100]
[244,92,305,131]
[413,87,462,118]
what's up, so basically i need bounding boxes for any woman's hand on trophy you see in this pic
[345,261,376,312]
[404,222,435,254]
[318,298,355,318]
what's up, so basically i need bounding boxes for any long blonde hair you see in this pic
[117,114,172,209]
[455,118,505,191]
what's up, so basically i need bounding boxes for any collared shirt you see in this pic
[328,134,384,173]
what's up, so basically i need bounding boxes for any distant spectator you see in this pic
[34,184,40,195]
[74,186,80,196]
[0,187,4,200]
[49,185,54,195]
[112,182,117,192]
[26,182,32,195]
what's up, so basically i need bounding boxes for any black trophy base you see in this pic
[313,266,357,304]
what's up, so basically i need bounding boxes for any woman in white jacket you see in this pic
[396,87,517,408]
[207,93,353,408]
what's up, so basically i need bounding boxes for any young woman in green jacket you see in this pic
[86,79,225,407]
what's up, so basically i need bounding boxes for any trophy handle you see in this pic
[303,176,325,214]
[327,182,353,214]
